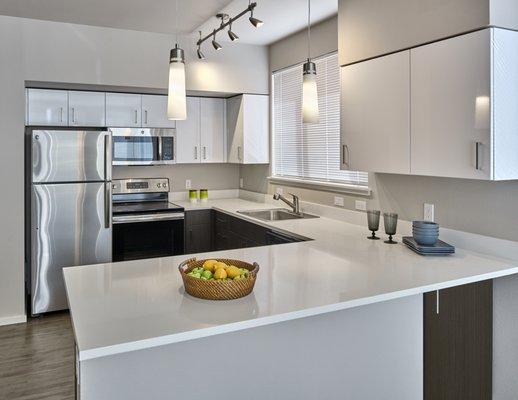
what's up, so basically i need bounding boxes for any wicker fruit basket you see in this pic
[179,258,260,300]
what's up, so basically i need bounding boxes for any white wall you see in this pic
[0,15,268,324]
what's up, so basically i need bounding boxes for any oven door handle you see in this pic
[113,212,185,224]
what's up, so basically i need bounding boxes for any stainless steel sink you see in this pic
[237,209,319,221]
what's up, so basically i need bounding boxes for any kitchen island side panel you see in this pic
[79,295,423,400]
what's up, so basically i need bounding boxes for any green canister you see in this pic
[189,189,198,203]
[200,189,208,203]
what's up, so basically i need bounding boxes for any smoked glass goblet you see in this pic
[383,212,398,244]
[366,210,381,240]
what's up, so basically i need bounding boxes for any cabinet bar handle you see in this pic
[237,146,241,161]
[342,145,350,168]
[194,146,198,160]
[436,290,440,315]
[145,110,148,125]
[134,110,138,124]
[203,146,207,160]
[475,142,482,170]
[71,107,75,124]
[60,107,63,123]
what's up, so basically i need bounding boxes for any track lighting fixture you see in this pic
[228,23,239,41]
[196,2,261,58]
[211,30,222,50]
[196,31,205,60]
[249,9,263,28]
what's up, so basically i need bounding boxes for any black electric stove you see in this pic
[112,178,185,261]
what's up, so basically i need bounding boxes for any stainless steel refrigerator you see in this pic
[28,128,112,315]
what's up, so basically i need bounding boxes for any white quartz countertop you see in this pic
[64,198,518,361]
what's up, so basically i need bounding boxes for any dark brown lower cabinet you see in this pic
[424,280,492,400]
[184,210,212,254]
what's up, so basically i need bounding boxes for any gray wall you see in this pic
[0,15,268,322]
[241,15,518,243]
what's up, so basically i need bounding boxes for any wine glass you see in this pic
[383,212,398,244]
[366,210,380,240]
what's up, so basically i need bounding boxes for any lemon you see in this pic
[214,268,227,280]
[202,259,218,272]
[214,261,228,271]
[226,266,241,279]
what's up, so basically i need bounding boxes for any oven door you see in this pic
[111,128,175,165]
[112,212,184,261]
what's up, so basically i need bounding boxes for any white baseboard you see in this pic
[0,314,27,326]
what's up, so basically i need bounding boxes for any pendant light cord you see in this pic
[175,0,178,45]
[307,0,311,60]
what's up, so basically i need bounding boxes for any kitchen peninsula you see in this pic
[64,198,518,400]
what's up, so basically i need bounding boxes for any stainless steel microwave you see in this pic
[110,128,176,166]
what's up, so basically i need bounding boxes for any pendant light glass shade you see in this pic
[167,45,186,120]
[302,60,319,123]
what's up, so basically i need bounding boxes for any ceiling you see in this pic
[0,0,233,34]
[194,0,338,45]
[0,0,337,45]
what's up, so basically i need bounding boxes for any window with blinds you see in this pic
[272,52,368,187]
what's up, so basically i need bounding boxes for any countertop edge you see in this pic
[77,265,518,361]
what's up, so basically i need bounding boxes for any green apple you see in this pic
[202,270,213,279]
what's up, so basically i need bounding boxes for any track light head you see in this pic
[197,47,205,60]
[249,9,263,28]
[211,30,222,50]
[228,24,239,41]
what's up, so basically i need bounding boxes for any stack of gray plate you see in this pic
[412,221,439,245]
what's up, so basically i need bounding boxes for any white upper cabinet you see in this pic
[26,89,68,126]
[226,94,269,164]
[68,91,106,127]
[106,93,141,127]
[176,97,201,164]
[411,29,491,179]
[200,98,226,163]
[340,51,411,174]
[142,95,175,128]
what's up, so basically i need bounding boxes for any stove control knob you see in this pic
[157,183,161,188]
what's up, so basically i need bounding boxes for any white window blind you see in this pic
[272,53,368,187]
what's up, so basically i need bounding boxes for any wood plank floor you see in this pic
[0,312,74,400]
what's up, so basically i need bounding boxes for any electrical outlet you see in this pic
[334,196,344,207]
[355,200,367,211]
[185,179,191,190]
[276,187,283,195]
[424,203,435,222]
[239,178,244,188]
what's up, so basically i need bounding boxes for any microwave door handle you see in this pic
[158,137,163,162]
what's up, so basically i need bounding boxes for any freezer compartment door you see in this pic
[32,129,112,183]
[31,182,112,314]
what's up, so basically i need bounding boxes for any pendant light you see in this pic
[302,0,319,123]
[167,0,187,120]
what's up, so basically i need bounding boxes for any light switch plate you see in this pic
[424,203,435,222]
[239,178,244,188]
[355,200,367,211]
[185,179,191,190]
[334,196,345,207]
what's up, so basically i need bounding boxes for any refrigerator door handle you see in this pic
[104,133,112,181]
[104,182,112,229]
